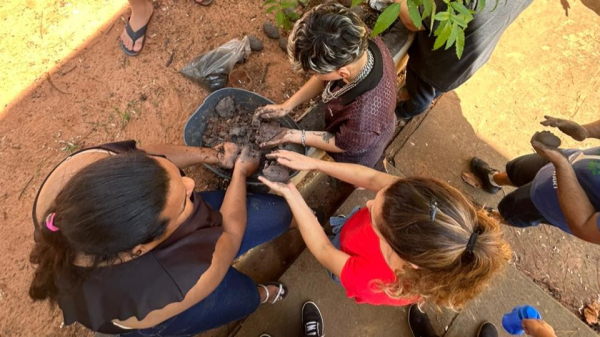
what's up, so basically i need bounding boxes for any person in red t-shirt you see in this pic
[260,150,512,309]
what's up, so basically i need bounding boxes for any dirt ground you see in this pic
[1,0,600,336]
[0,0,305,336]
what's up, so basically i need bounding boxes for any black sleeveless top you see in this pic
[32,141,224,334]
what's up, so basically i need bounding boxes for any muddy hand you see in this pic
[258,176,296,198]
[254,104,290,120]
[541,115,587,141]
[530,132,565,164]
[260,128,292,148]
[215,142,240,169]
[266,150,318,171]
[234,146,260,177]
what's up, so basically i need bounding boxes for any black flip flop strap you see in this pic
[125,18,149,44]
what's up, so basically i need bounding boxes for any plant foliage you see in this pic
[264,0,306,30]
[352,0,498,59]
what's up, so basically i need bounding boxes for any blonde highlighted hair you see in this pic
[287,3,368,74]
[375,178,512,310]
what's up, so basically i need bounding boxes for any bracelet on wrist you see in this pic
[301,130,306,147]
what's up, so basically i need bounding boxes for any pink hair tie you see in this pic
[45,213,60,232]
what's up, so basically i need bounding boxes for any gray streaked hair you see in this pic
[287,3,369,74]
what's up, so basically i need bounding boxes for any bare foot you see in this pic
[120,1,154,53]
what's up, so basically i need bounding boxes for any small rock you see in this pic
[263,21,280,39]
[229,127,247,137]
[532,131,561,148]
[215,96,236,118]
[279,37,288,53]
[247,35,264,51]
[262,161,290,183]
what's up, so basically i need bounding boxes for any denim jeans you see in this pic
[326,206,361,285]
[395,67,443,119]
[121,191,292,337]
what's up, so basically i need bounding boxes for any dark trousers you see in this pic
[122,191,292,337]
[395,67,443,119]
[499,154,551,228]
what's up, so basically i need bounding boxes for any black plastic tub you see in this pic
[183,88,307,185]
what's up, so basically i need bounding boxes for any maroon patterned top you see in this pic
[324,37,397,167]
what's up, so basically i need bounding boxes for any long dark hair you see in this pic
[376,177,511,309]
[29,152,171,303]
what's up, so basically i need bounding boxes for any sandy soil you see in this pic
[1,0,600,335]
[0,0,304,336]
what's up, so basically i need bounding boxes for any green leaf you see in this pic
[433,20,452,50]
[275,10,285,27]
[422,0,433,18]
[451,14,468,27]
[264,0,277,5]
[434,11,450,21]
[370,3,401,37]
[445,23,459,50]
[407,0,422,29]
[477,0,486,12]
[455,28,465,59]
[429,2,436,34]
[450,2,474,20]
[351,0,364,7]
[266,5,279,13]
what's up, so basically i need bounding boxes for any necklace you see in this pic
[321,49,374,104]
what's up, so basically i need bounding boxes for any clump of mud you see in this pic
[203,96,291,182]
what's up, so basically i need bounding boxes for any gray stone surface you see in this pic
[446,265,597,337]
[392,91,512,208]
[234,249,414,337]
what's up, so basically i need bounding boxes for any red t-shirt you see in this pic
[339,208,418,306]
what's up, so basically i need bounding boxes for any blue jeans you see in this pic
[327,207,361,285]
[395,67,443,119]
[121,191,292,337]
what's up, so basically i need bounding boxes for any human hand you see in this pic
[233,146,259,177]
[254,104,291,120]
[531,132,567,165]
[259,128,294,148]
[522,319,556,337]
[541,115,588,141]
[214,142,240,169]
[258,176,299,198]
[266,150,319,171]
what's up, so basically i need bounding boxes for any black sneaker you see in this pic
[302,301,324,337]
[408,304,438,337]
[477,322,498,337]
[470,157,501,194]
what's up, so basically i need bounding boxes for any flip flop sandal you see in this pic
[120,15,153,56]
[258,282,288,304]
[195,0,213,5]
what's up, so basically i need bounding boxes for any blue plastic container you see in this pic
[502,305,542,335]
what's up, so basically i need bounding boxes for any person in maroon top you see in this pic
[261,150,512,309]
[254,3,397,168]
[28,141,293,336]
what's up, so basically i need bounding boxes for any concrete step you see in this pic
[233,187,597,337]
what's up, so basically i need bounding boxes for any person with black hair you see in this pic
[29,140,292,336]
[253,3,397,168]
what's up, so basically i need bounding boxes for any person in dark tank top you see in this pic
[29,140,292,336]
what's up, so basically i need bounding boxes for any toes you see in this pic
[133,37,144,52]
[121,30,133,50]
